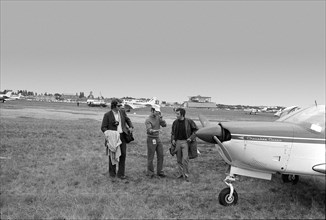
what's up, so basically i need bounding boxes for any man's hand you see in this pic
[172,140,176,146]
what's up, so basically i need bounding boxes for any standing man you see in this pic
[171,108,198,181]
[101,99,134,180]
[145,104,167,178]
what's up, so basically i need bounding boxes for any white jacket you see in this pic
[104,130,122,165]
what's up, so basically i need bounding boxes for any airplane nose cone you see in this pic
[196,125,222,144]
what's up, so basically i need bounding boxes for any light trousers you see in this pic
[147,137,164,175]
[176,140,189,177]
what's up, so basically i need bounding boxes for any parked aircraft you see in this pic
[274,105,300,117]
[6,93,23,101]
[244,108,260,115]
[0,91,13,102]
[123,97,158,110]
[86,98,107,107]
[196,105,325,206]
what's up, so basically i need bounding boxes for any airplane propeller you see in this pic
[196,126,223,143]
[197,115,233,164]
[197,114,223,142]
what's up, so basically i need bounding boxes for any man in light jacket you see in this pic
[145,104,167,178]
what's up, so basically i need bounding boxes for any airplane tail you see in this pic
[6,91,12,97]
[148,97,157,104]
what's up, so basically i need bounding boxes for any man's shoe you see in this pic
[177,175,183,179]
[118,175,127,180]
[158,173,166,178]
[169,148,175,156]
[146,173,155,178]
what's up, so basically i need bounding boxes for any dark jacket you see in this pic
[101,109,134,134]
[171,118,198,142]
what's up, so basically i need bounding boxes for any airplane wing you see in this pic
[124,103,135,110]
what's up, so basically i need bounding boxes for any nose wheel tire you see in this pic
[219,188,238,206]
[282,174,299,185]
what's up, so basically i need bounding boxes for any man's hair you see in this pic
[175,108,186,117]
[111,99,121,109]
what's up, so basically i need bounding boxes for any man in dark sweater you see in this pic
[145,104,167,178]
[171,108,198,181]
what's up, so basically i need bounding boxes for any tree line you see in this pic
[2,90,87,99]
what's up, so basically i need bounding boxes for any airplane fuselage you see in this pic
[123,97,157,109]
[219,121,325,178]
[87,99,107,107]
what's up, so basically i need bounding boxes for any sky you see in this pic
[1,0,325,107]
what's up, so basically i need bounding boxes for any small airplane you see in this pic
[6,93,23,101]
[0,91,13,102]
[196,104,325,206]
[244,108,260,115]
[86,98,107,107]
[123,97,158,110]
[274,105,300,118]
[86,92,108,107]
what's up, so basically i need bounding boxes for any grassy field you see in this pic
[0,101,325,219]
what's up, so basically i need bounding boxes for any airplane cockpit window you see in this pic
[278,105,325,134]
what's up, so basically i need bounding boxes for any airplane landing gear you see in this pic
[219,175,238,206]
[282,174,299,185]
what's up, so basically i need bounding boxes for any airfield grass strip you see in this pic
[0,116,325,219]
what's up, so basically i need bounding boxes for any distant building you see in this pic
[35,95,56,102]
[182,95,216,108]
[61,93,78,102]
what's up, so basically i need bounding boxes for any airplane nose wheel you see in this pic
[219,188,238,206]
[282,174,299,185]
[219,175,238,206]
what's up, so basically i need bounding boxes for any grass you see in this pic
[0,101,325,219]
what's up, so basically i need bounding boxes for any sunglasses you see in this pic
[117,104,122,107]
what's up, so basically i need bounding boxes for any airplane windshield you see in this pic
[277,105,325,134]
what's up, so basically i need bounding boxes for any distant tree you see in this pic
[54,93,62,100]
[88,91,94,99]
[27,91,34,96]
[79,92,85,98]
[122,96,134,99]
